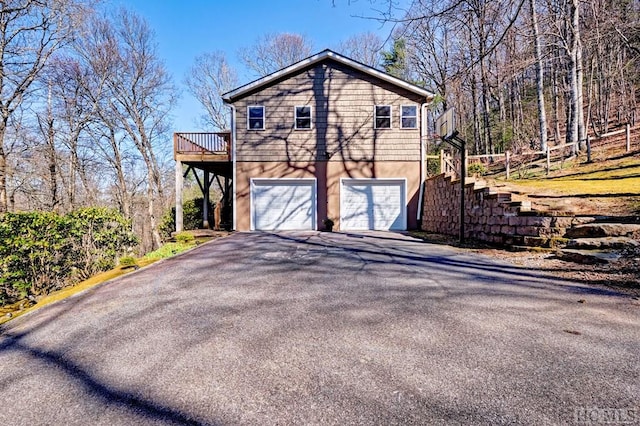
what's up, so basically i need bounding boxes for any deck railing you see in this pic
[174,132,231,156]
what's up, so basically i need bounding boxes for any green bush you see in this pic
[0,208,137,306]
[159,198,213,239]
[119,256,137,267]
[175,232,195,244]
[67,208,139,279]
[467,162,488,176]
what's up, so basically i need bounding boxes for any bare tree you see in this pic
[0,0,89,212]
[185,51,238,131]
[398,0,525,154]
[403,14,457,110]
[337,32,383,68]
[72,14,137,218]
[44,55,102,209]
[239,33,314,77]
[530,0,548,151]
[36,82,60,211]
[105,10,176,251]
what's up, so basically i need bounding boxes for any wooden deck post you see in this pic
[546,146,551,175]
[175,160,183,233]
[586,135,591,162]
[203,170,210,229]
[626,123,631,152]
[505,151,511,180]
[439,149,445,174]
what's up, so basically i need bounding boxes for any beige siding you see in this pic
[233,61,424,163]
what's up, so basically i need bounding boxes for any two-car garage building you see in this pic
[222,50,433,232]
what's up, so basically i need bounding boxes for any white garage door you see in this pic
[251,179,316,230]
[340,179,406,230]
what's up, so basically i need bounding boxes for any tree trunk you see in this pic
[574,0,586,148]
[471,72,481,154]
[108,127,130,219]
[46,117,59,211]
[480,53,494,155]
[567,0,583,152]
[552,55,561,144]
[530,0,548,151]
[0,119,7,213]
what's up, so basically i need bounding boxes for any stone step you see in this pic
[564,223,640,238]
[566,236,640,250]
[592,215,640,224]
[556,249,622,265]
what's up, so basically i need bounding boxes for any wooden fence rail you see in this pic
[429,123,635,180]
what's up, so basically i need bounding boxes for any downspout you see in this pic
[230,105,237,231]
[418,101,430,222]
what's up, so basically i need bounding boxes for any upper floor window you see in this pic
[401,105,418,129]
[374,105,392,129]
[247,106,265,130]
[295,106,312,129]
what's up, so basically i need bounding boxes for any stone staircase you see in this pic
[422,174,640,264]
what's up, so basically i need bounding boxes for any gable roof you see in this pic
[222,49,434,103]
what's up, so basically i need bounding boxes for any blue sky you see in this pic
[122,0,402,131]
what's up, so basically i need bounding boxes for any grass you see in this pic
[142,241,197,260]
[510,157,640,195]
[0,236,211,326]
[513,175,640,195]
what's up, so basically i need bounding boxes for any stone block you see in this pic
[551,217,574,229]
[522,216,552,228]
[491,235,504,244]
[522,236,550,247]
[501,225,515,235]
[516,226,538,236]
[508,216,521,226]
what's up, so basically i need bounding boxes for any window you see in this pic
[401,105,418,129]
[295,106,312,129]
[374,105,392,129]
[247,106,265,130]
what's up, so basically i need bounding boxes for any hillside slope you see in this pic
[486,130,640,217]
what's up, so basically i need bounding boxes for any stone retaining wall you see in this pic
[421,174,584,247]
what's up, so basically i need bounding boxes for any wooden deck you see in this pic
[174,132,232,177]
[174,132,231,162]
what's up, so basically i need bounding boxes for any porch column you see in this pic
[175,160,183,233]
[203,170,210,229]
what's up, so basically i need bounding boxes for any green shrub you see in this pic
[0,208,137,306]
[119,256,137,267]
[159,198,214,239]
[467,162,488,176]
[67,207,138,279]
[175,232,195,244]
[0,212,72,302]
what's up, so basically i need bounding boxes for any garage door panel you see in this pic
[340,180,406,231]
[252,180,315,231]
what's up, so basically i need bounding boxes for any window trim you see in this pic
[374,105,392,129]
[400,104,418,129]
[247,105,265,130]
[294,105,312,130]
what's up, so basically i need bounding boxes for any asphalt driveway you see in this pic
[1,232,638,425]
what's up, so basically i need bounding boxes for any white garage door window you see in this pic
[340,179,406,230]
[251,179,316,231]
